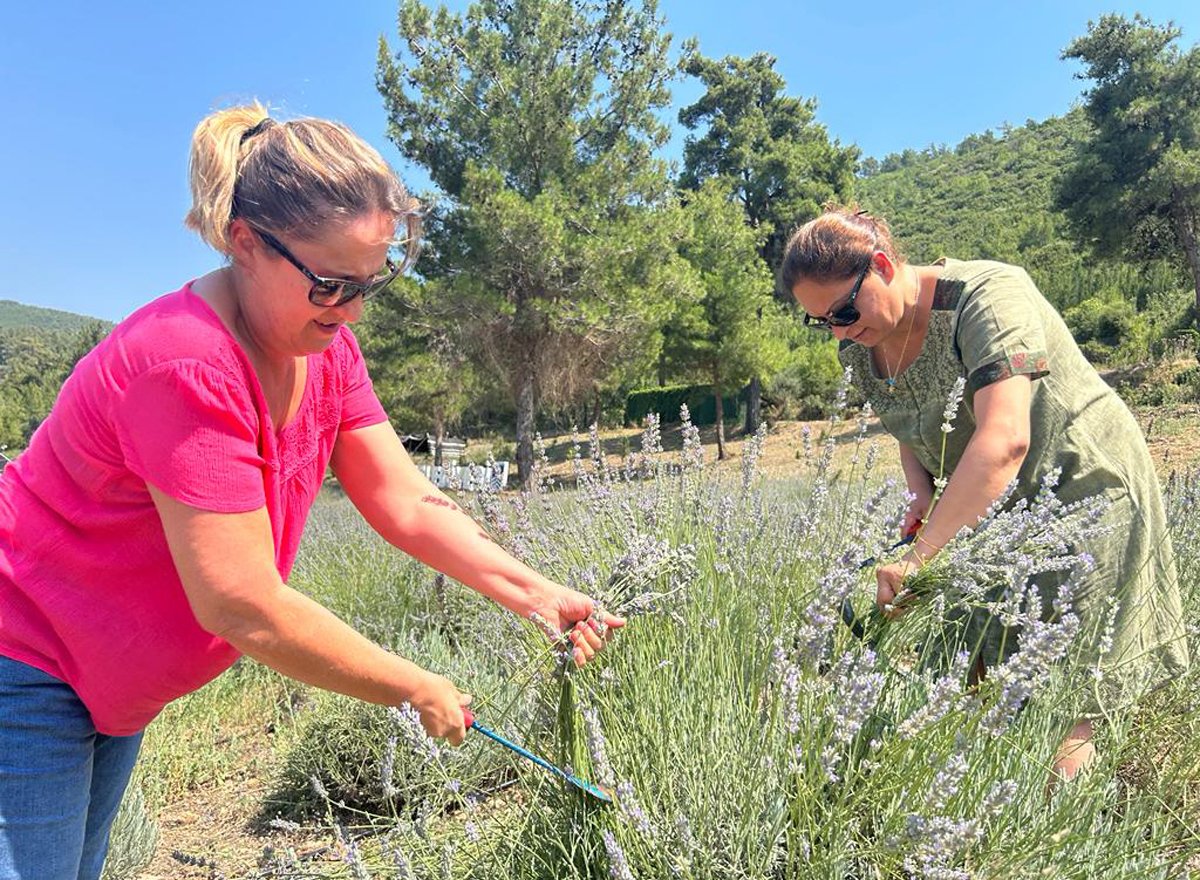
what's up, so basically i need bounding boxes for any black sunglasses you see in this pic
[803,258,873,328]
[255,228,407,308]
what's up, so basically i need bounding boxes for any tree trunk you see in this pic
[743,376,761,435]
[592,387,603,429]
[714,386,727,461]
[1170,189,1200,313]
[432,407,446,468]
[515,366,536,491]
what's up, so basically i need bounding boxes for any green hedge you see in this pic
[624,384,740,426]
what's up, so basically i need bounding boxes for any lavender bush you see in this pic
[126,387,1200,879]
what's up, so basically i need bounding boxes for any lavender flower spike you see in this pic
[389,702,442,762]
[582,706,616,786]
[602,830,636,880]
[941,376,966,433]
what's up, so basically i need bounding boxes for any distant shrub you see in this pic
[1078,338,1115,365]
[763,341,846,420]
[1063,297,1165,365]
[1118,382,1184,407]
[624,385,739,427]
[1064,296,1134,351]
[1172,365,1200,386]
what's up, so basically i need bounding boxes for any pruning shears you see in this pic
[839,521,922,644]
[463,708,613,803]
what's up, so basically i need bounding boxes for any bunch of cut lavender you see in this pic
[895,470,1111,619]
[600,533,697,618]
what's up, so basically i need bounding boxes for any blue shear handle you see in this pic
[468,721,614,802]
[469,721,564,780]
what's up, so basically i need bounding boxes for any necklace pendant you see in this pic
[886,377,897,393]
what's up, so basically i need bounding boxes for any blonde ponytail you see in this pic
[183,102,420,260]
[184,103,271,254]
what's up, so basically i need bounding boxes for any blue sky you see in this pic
[3,1,1198,322]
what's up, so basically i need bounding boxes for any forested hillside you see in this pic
[0,304,110,450]
[857,111,1190,318]
[0,299,103,333]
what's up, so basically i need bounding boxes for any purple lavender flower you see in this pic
[582,706,616,787]
[389,703,442,762]
[602,830,635,880]
[897,652,973,739]
[741,421,769,491]
[335,824,370,880]
[642,412,663,457]
[615,781,654,837]
[941,376,966,433]
[679,404,704,470]
[826,651,886,738]
[980,779,1018,819]
[391,844,415,879]
[381,734,399,799]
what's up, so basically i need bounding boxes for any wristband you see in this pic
[915,533,940,555]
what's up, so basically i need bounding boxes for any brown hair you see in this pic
[778,204,904,293]
[184,102,420,267]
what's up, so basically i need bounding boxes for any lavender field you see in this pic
[117,398,1200,879]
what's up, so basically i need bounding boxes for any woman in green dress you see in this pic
[780,207,1190,781]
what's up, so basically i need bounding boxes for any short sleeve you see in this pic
[954,267,1051,392]
[337,329,388,432]
[114,360,266,512]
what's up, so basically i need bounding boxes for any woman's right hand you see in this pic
[902,489,932,538]
[410,670,472,746]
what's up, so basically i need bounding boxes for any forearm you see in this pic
[210,581,434,707]
[333,424,553,617]
[899,443,934,498]
[913,432,1026,556]
[380,487,550,617]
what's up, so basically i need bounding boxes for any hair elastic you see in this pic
[240,117,275,146]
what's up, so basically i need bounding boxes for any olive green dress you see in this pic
[840,258,1190,714]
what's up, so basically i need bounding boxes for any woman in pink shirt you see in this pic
[0,104,622,880]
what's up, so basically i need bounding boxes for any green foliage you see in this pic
[0,319,111,448]
[623,383,738,427]
[856,107,1195,357]
[659,181,789,439]
[858,113,1094,296]
[763,333,845,420]
[101,781,158,880]
[1063,297,1137,362]
[377,0,691,485]
[678,50,859,270]
[0,299,103,333]
[356,276,482,438]
[677,49,858,433]
[1059,14,1200,306]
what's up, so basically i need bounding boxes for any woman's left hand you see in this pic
[875,553,923,620]
[528,583,626,667]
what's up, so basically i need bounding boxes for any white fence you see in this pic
[417,460,510,492]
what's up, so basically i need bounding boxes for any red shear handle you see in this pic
[462,707,474,729]
[905,518,924,539]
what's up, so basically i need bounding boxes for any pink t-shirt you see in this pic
[0,285,387,735]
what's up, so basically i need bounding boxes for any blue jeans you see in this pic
[0,655,143,880]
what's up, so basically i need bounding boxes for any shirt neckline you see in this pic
[181,282,313,439]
